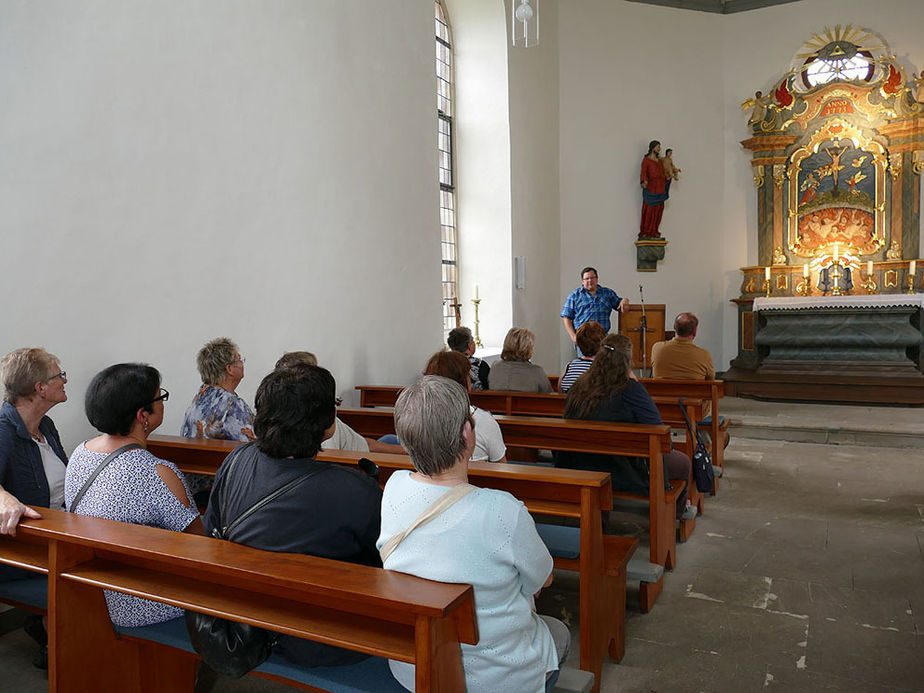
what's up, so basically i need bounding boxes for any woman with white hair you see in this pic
[181,337,254,442]
[378,375,569,692]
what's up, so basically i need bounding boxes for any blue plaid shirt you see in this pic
[560,285,623,332]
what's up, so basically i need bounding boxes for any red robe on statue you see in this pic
[640,156,667,238]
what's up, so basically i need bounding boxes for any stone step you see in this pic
[722,396,924,448]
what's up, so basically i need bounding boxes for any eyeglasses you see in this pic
[46,371,67,382]
[150,388,170,404]
[232,357,246,366]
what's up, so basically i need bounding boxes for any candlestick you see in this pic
[471,298,483,346]
[831,264,842,296]
[797,275,812,296]
[762,279,771,298]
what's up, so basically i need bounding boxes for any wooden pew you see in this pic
[640,378,727,485]
[356,385,707,520]
[0,507,476,692]
[147,434,637,690]
[327,410,679,612]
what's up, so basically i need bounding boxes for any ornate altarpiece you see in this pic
[724,27,924,403]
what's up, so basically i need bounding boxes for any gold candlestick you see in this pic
[762,279,771,298]
[471,298,483,347]
[906,274,917,294]
[830,264,842,296]
[861,272,878,294]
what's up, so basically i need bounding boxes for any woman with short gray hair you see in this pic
[379,375,569,692]
[181,337,255,442]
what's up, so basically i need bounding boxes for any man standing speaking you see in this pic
[561,267,629,353]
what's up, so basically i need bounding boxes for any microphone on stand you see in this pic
[638,284,649,376]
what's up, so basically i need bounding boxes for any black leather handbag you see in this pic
[679,398,716,493]
[185,448,324,678]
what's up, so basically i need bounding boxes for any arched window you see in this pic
[436,0,457,333]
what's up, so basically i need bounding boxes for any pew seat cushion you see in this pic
[0,575,47,610]
[535,524,580,560]
[697,415,726,427]
[116,617,408,692]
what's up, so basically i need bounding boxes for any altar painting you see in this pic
[787,126,886,258]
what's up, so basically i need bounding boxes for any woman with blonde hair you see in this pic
[487,327,551,393]
[558,334,691,518]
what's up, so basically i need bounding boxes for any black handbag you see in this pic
[185,447,324,678]
[678,398,716,494]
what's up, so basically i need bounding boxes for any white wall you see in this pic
[448,0,514,350]
[507,0,562,375]
[557,1,726,368]
[0,0,441,448]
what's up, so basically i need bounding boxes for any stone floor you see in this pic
[2,408,923,692]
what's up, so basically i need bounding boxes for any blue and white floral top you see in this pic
[181,385,254,441]
[64,444,200,627]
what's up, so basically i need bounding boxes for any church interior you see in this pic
[1,0,923,691]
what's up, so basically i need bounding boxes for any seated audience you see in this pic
[182,337,254,441]
[651,313,715,382]
[556,334,691,518]
[488,327,552,393]
[65,363,203,628]
[423,350,507,463]
[558,321,606,393]
[204,365,382,667]
[0,349,68,534]
[0,348,69,667]
[447,326,490,390]
[379,375,570,692]
[274,351,403,454]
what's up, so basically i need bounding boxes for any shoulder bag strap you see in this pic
[677,398,706,447]
[219,461,328,542]
[69,443,142,513]
[379,483,476,564]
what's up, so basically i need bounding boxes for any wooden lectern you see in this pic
[619,304,665,372]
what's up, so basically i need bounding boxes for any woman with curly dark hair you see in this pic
[203,364,382,667]
[557,334,690,518]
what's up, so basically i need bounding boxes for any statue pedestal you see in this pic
[635,238,668,271]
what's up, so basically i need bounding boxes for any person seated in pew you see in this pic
[557,321,606,393]
[65,363,204,628]
[181,337,255,499]
[274,351,404,454]
[379,375,570,693]
[204,364,382,667]
[556,334,691,520]
[423,350,507,463]
[1,348,70,667]
[487,327,552,393]
[447,326,490,390]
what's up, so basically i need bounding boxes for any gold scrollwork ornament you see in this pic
[773,164,786,188]
[753,167,765,188]
[890,155,903,180]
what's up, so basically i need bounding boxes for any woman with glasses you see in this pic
[0,348,69,526]
[65,363,204,628]
[181,337,254,442]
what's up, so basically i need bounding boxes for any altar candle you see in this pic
[764,266,770,281]
[475,284,480,299]
[833,243,839,262]
[803,264,808,278]
[867,261,873,275]
[911,261,917,276]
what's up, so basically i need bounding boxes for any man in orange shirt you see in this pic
[651,313,715,382]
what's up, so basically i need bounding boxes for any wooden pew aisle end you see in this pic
[0,507,479,693]
[328,411,680,613]
[145,436,633,693]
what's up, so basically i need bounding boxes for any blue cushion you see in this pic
[0,575,47,610]
[535,524,580,560]
[696,415,725,426]
[117,616,407,692]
